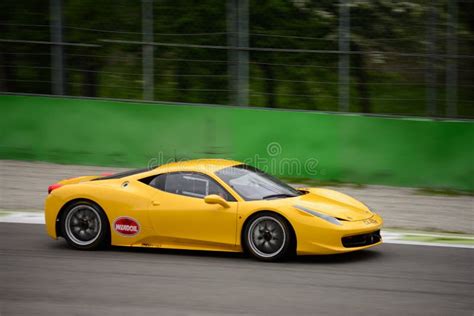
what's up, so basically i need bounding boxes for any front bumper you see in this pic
[296,213,384,255]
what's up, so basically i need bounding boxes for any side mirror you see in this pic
[204,194,230,208]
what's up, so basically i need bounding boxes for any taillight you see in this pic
[48,183,63,194]
[100,172,113,176]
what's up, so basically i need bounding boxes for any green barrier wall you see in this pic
[1,95,473,191]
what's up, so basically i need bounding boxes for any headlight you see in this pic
[294,205,342,226]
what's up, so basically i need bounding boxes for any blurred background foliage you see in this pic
[0,0,473,117]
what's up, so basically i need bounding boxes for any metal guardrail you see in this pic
[0,0,472,118]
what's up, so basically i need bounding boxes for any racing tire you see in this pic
[244,212,293,262]
[60,200,109,250]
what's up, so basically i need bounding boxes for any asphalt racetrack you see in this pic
[1,223,473,315]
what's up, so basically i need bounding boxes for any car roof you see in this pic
[153,158,242,174]
[96,159,243,181]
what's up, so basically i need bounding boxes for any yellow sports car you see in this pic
[45,159,383,261]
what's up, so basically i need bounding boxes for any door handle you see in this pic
[152,200,160,206]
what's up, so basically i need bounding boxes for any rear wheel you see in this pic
[244,213,292,262]
[60,201,109,250]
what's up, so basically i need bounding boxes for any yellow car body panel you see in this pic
[45,159,383,255]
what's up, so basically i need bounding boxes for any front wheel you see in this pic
[60,200,109,250]
[244,213,293,262]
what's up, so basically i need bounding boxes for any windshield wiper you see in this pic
[262,193,297,200]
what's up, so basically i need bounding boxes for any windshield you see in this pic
[215,164,303,201]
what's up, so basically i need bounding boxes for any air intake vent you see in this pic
[342,230,381,248]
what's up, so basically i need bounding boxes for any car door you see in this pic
[147,172,238,251]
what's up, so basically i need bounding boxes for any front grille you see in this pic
[342,230,381,248]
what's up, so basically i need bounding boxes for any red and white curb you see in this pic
[1,210,472,249]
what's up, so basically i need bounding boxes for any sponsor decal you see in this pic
[113,217,140,236]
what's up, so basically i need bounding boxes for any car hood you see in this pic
[289,187,373,221]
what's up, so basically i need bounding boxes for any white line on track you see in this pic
[1,211,472,249]
[382,239,474,249]
[381,231,474,249]
[0,211,44,224]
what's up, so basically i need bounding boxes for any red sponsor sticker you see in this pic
[113,217,140,236]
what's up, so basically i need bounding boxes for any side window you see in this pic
[149,173,166,190]
[166,173,206,198]
[149,172,235,201]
